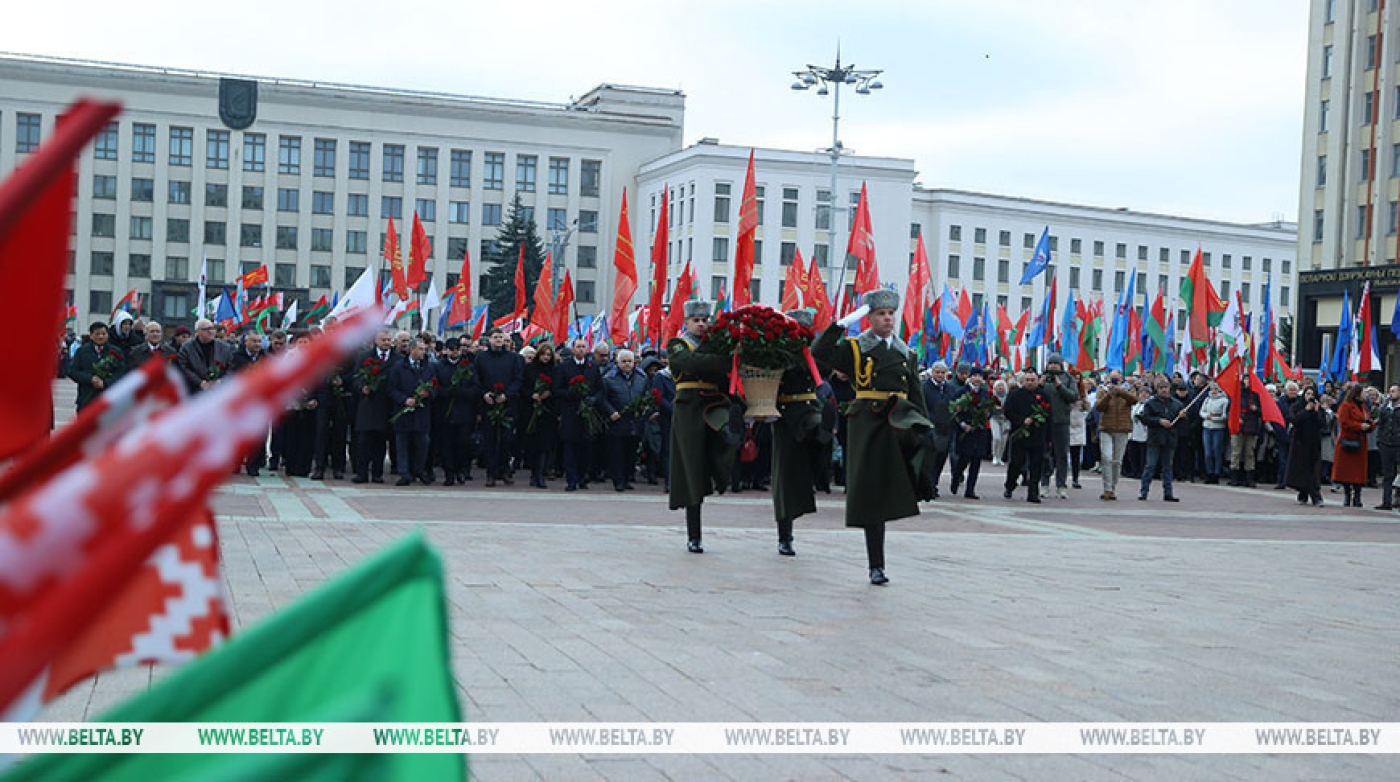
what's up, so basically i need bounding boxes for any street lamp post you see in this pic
[551,219,577,331]
[790,48,882,305]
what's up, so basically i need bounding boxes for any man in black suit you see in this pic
[554,338,601,491]
[390,336,437,486]
[68,321,125,411]
[125,320,175,371]
[474,328,525,487]
[921,360,960,498]
[176,319,235,394]
[432,337,477,486]
[351,329,399,484]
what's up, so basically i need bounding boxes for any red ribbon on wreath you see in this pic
[802,346,822,388]
[729,350,744,396]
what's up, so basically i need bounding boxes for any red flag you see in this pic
[385,216,408,300]
[902,234,931,339]
[849,182,879,295]
[530,252,555,333]
[808,263,833,330]
[447,246,472,328]
[732,151,758,308]
[792,249,812,309]
[237,264,268,290]
[112,288,141,318]
[781,249,804,312]
[1215,355,1285,436]
[663,261,694,342]
[1181,246,1226,353]
[0,309,380,716]
[0,99,120,463]
[555,270,575,339]
[609,188,637,345]
[408,212,432,289]
[648,187,669,346]
[1357,282,1376,373]
[957,286,973,327]
[513,242,527,320]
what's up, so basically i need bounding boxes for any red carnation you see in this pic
[493,382,505,392]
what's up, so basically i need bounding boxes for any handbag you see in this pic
[739,424,759,463]
[1340,437,1362,453]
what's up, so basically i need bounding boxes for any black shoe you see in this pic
[461,473,473,482]
[1072,482,1082,489]
[1163,496,1179,502]
[503,475,515,486]
[395,476,412,486]
[1003,489,1013,499]
[245,465,260,477]
[1138,494,1147,501]
[869,568,889,585]
[950,481,961,495]
[624,482,635,491]
[311,470,325,481]
[484,478,496,487]
[964,492,979,500]
[333,470,345,480]
[419,474,434,486]
[615,484,626,492]
[371,476,385,484]
[1027,496,1041,504]
[778,541,795,556]
[565,484,578,492]
[352,475,368,484]
[444,477,456,487]
[687,540,704,554]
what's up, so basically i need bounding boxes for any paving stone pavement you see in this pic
[34,383,1400,778]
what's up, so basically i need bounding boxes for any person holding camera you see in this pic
[1285,385,1326,506]
[1372,385,1400,510]
[1093,369,1137,500]
[1039,355,1079,499]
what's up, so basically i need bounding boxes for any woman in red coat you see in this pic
[1332,383,1373,507]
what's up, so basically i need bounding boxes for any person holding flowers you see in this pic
[351,328,398,484]
[474,328,525,487]
[68,321,126,411]
[667,300,739,554]
[1003,370,1051,503]
[523,342,559,489]
[811,289,935,586]
[432,337,478,486]
[769,308,824,557]
[389,336,438,486]
[554,338,603,491]
[948,367,996,499]
[597,349,649,492]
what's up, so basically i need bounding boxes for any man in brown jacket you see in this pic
[1094,369,1137,500]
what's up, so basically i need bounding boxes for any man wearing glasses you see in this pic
[176,318,235,394]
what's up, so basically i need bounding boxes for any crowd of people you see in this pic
[61,294,1400,584]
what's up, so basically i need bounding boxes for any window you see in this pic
[753,239,762,263]
[1263,257,1272,272]
[276,226,298,250]
[973,256,986,281]
[1318,155,1327,186]
[1325,0,1335,23]
[1242,255,1251,270]
[449,150,471,187]
[167,218,190,243]
[206,258,224,282]
[205,183,227,207]
[242,133,265,172]
[1221,280,1231,298]
[274,136,300,175]
[417,147,437,185]
[1089,240,1102,257]
[127,217,148,241]
[242,186,264,210]
[1358,204,1369,238]
[578,209,598,233]
[93,174,117,199]
[815,189,832,231]
[516,154,537,192]
[483,152,505,190]
[1389,202,1398,236]
[547,157,569,194]
[1361,149,1372,181]
[1021,296,1032,313]
[343,267,364,288]
[576,280,596,304]
[950,225,963,242]
[92,213,115,238]
[1137,245,1149,262]
[781,241,797,265]
[204,221,226,245]
[1115,242,1127,259]
[948,254,960,278]
[165,256,188,279]
[382,196,402,219]
[1070,238,1082,254]
[482,203,502,226]
[1092,269,1103,291]
[312,191,334,214]
[348,142,370,179]
[576,245,597,268]
[14,113,40,152]
[131,178,154,202]
[998,259,1009,283]
[89,290,113,315]
[449,201,470,224]
[1068,268,1080,289]
[270,263,293,287]
[1242,282,1252,303]
[580,159,601,197]
[95,122,118,160]
[310,265,331,288]
[313,138,336,177]
[278,188,299,212]
[90,251,114,275]
[777,187,796,228]
[1114,270,1125,291]
[1367,34,1378,69]
[812,244,829,268]
[132,123,155,163]
[347,230,367,254]
[168,180,191,204]
[1283,259,1291,274]
[1048,235,1059,252]
[311,228,334,251]
[998,230,1011,247]
[1393,147,1400,179]
[128,253,151,277]
[415,198,435,222]
[1364,92,1375,125]
[1022,232,1035,250]
[713,237,730,263]
[1282,285,1291,303]
[240,224,262,248]
[347,193,368,216]
[547,207,567,232]
[382,144,404,182]
[1319,99,1329,133]
[447,238,470,262]
[1181,249,1192,264]
[974,227,986,244]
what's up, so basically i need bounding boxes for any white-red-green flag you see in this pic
[1180,247,1226,363]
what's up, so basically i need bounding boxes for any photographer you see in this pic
[1093,369,1137,500]
[1039,355,1079,499]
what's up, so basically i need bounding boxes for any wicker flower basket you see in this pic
[739,365,784,420]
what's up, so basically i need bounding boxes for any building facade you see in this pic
[1299,0,1400,379]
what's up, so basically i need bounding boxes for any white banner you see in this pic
[1,723,1395,754]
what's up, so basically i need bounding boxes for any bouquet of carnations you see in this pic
[526,375,554,434]
[622,388,658,421]
[443,362,474,418]
[1010,398,1051,441]
[568,374,606,435]
[700,304,813,369]
[389,378,438,424]
[949,390,1000,430]
[486,382,513,430]
[357,356,385,394]
[93,353,123,382]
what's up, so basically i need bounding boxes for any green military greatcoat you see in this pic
[770,365,822,524]
[667,333,738,510]
[811,324,934,528]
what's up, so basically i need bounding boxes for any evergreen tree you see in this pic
[481,194,548,322]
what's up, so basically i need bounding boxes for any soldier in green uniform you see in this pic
[668,300,738,553]
[769,308,824,557]
[811,289,934,585]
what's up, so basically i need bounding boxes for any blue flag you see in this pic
[940,285,965,340]
[1060,288,1079,366]
[1026,282,1054,349]
[214,289,237,324]
[1105,267,1136,372]
[1391,286,1400,341]
[1327,289,1352,381]
[1019,226,1051,285]
[962,304,984,366]
[1256,273,1273,376]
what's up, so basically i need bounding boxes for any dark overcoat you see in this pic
[667,332,738,510]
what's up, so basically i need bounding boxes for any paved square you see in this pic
[36,385,1400,778]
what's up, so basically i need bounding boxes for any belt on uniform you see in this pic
[855,390,907,400]
[777,393,818,403]
[676,381,718,391]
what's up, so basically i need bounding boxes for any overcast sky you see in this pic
[6,0,1309,224]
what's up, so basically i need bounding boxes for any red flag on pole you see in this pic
[0,99,120,462]
[648,187,670,346]
[530,253,555,334]
[849,182,879,296]
[446,246,472,329]
[408,212,431,290]
[513,242,527,322]
[902,233,931,339]
[609,189,637,345]
[555,270,575,339]
[808,263,834,330]
[385,216,408,300]
[781,249,804,312]
[663,261,694,342]
[732,151,758,308]
[237,264,268,290]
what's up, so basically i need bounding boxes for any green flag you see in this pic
[7,534,463,782]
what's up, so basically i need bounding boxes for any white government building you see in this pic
[0,53,1295,340]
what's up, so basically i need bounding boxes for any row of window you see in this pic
[931,255,1287,301]
[707,184,852,231]
[1327,201,1400,240]
[944,225,1288,273]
